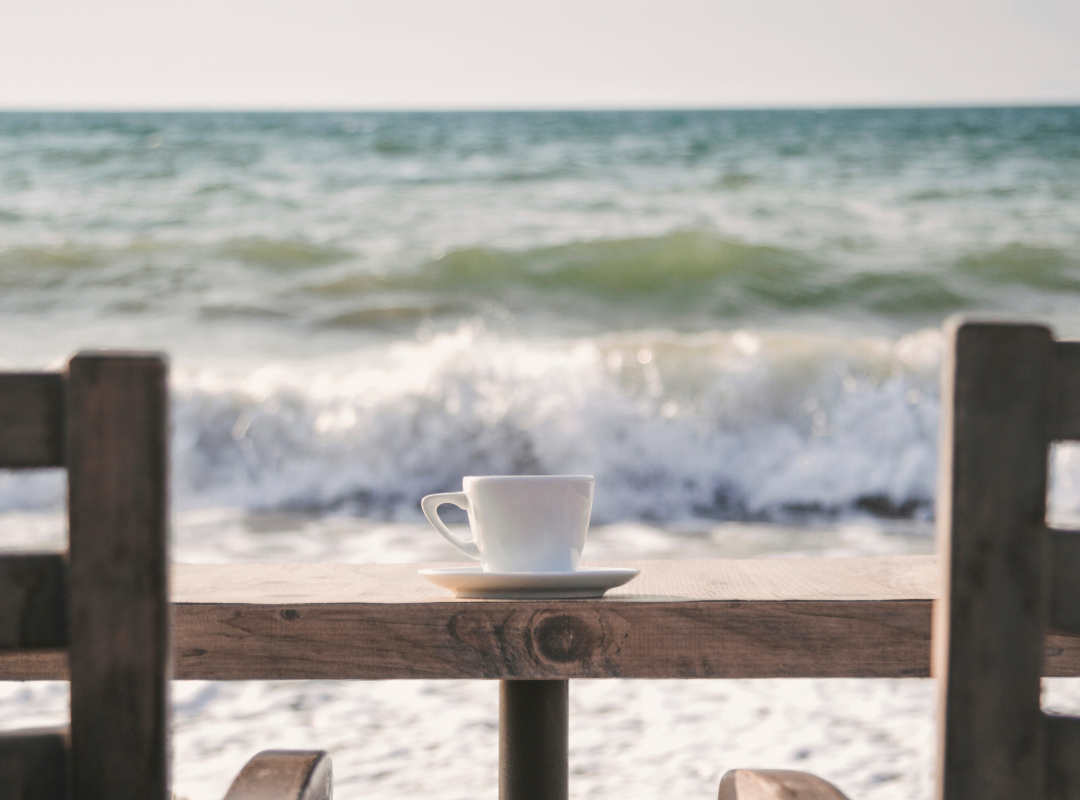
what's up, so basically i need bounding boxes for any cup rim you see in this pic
[463,474,594,482]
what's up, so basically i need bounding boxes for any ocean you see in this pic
[2,107,1080,799]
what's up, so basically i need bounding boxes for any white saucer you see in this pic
[418,566,640,599]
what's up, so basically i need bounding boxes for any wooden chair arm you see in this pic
[719,769,851,800]
[222,750,332,800]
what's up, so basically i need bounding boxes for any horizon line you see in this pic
[2,100,1079,115]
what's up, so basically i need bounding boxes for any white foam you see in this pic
[10,323,1080,526]
[0,325,951,523]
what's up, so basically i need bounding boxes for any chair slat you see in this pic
[0,554,67,648]
[67,353,169,800]
[223,751,333,800]
[1050,528,1080,633]
[718,769,850,800]
[1052,342,1080,441]
[1046,714,1080,800]
[0,727,70,800]
[934,321,1054,800]
[0,373,64,467]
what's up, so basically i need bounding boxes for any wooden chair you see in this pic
[719,318,1080,800]
[0,353,333,800]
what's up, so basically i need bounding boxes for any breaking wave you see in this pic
[0,326,948,524]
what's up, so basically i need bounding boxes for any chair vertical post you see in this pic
[500,680,568,800]
[934,321,1053,800]
[66,353,170,800]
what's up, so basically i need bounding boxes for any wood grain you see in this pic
[933,320,1053,800]
[67,353,170,800]
[0,554,67,648]
[0,649,68,680]
[223,751,332,800]
[0,373,64,467]
[4,557,1080,681]
[0,598,933,680]
[168,558,942,680]
[0,727,69,800]
[165,596,924,680]
[170,557,938,680]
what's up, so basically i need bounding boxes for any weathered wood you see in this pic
[3,557,1080,681]
[1047,714,1080,800]
[171,597,934,680]
[0,553,67,648]
[223,751,332,800]
[0,648,68,680]
[151,557,1019,680]
[171,557,936,680]
[1050,528,1080,633]
[718,770,850,800]
[1051,341,1080,440]
[66,353,170,800]
[0,727,69,800]
[5,620,1064,681]
[933,320,1054,800]
[0,373,64,467]
[500,681,567,800]
[1044,632,1080,676]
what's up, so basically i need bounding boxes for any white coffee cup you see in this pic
[421,475,594,573]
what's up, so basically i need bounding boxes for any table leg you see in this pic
[499,680,568,800]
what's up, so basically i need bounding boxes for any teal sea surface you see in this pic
[1,107,1079,523]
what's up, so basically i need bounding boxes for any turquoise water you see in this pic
[1,107,1079,521]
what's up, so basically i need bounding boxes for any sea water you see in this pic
[2,107,1080,798]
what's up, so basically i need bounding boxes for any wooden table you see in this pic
[6,556,1080,800]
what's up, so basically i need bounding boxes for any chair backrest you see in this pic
[0,353,169,800]
[936,319,1080,800]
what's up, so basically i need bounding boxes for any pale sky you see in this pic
[3,0,1079,110]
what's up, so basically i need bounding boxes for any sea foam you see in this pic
[0,325,946,523]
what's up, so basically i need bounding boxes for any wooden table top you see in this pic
[175,556,936,603]
[5,556,1080,681]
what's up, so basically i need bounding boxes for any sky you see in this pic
[2,0,1079,110]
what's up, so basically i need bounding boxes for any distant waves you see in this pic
[4,231,1080,337]
[2,108,1080,359]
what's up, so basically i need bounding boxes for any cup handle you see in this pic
[420,492,480,559]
